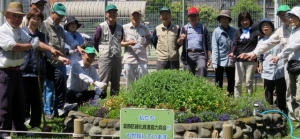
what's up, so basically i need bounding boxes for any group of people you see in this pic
[0,0,300,138]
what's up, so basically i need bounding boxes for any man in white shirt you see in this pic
[0,2,40,138]
[67,46,107,106]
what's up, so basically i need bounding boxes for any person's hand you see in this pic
[94,81,107,89]
[30,37,40,49]
[237,53,248,59]
[179,34,186,41]
[77,46,85,54]
[127,40,137,46]
[207,59,211,67]
[50,48,63,57]
[93,94,100,100]
[258,63,262,74]
[247,52,257,61]
[227,53,233,59]
[58,56,70,65]
[270,56,279,63]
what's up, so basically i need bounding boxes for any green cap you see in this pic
[84,46,98,56]
[52,3,66,15]
[277,5,290,15]
[105,4,118,12]
[160,6,171,13]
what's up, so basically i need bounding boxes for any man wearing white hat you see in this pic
[121,8,151,90]
[0,2,40,138]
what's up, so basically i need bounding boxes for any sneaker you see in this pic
[24,117,31,125]
[294,122,300,130]
[45,114,54,120]
[3,136,12,139]
[58,103,77,116]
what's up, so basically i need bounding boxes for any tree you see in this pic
[193,4,219,28]
[231,0,263,26]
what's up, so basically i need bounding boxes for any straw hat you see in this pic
[2,2,25,16]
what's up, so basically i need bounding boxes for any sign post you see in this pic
[120,108,174,139]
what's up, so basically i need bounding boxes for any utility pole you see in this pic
[104,0,107,21]
[263,0,266,18]
[182,0,186,26]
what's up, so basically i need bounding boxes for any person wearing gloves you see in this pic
[237,5,294,120]
[0,2,42,138]
[152,7,181,70]
[177,6,211,77]
[64,16,84,79]
[256,18,286,112]
[211,10,236,96]
[121,8,151,90]
[67,46,107,106]
[265,6,300,129]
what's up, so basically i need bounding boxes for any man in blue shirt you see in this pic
[177,6,211,77]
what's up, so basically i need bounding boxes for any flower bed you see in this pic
[72,70,288,138]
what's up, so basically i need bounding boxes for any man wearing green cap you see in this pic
[67,46,107,106]
[152,6,181,70]
[93,4,123,98]
[238,5,295,121]
[41,2,84,117]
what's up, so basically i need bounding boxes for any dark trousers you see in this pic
[45,61,66,110]
[67,90,95,106]
[183,52,207,77]
[156,60,180,70]
[264,77,287,111]
[24,77,42,128]
[215,65,235,95]
[0,69,27,137]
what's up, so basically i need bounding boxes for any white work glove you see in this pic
[93,94,100,100]
[94,81,107,89]
[133,43,141,49]
[30,37,40,49]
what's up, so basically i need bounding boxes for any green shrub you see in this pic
[124,70,228,115]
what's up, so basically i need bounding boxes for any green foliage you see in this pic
[231,0,263,25]
[194,5,219,28]
[78,103,99,117]
[124,70,227,114]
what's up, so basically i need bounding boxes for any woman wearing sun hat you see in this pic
[211,10,236,96]
[64,16,84,79]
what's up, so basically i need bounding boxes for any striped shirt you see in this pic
[0,22,32,68]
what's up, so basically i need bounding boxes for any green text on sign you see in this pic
[120,108,174,139]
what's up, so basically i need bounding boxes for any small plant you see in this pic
[124,70,227,115]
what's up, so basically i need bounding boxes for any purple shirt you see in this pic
[93,21,124,52]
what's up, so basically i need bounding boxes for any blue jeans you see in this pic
[43,65,66,115]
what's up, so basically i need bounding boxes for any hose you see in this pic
[261,110,300,139]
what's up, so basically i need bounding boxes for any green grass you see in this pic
[13,85,300,138]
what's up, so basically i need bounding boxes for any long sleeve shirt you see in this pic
[211,25,236,68]
[67,60,101,94]
[253,24,291,56]
[0,22,32,68]
[259,35,285,80]
[277,27,300,60]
